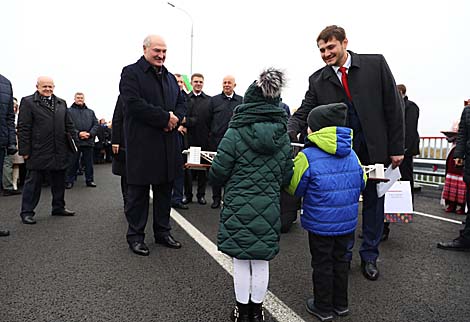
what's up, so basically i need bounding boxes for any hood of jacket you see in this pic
[229,82,287,154]
[306,126,353,157]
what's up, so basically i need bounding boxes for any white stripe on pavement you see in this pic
[150,189,305,322]
[413,211,465,224]
[169,209,306,322]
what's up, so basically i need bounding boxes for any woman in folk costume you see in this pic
[208,68,293,322]
[442,120,466,214]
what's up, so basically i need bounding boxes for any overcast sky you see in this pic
[1,0,469,136]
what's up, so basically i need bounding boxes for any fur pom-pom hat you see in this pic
[256,68,285,99]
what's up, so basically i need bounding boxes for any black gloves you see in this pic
[6,145,18,155]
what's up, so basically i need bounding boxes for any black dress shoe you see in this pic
[129,241,150,256]
[3,189,22,196]
[51,209,75,216]
[361,261,379,281]
[181,196,191,204]
[65,182,73,189]
[172,202,189,210]
[155,234,182,249]
[437,237,470,251]
[0,229,10,237]
[22,216,36,225]
[86,181,97,187]
[211,200,221,209]
[197,196,207,205]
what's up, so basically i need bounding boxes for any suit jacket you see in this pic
[119,56,186,184]
[288,51,404,164]
[17,92,76,170]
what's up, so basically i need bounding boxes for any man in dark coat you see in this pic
[182,73,211,205]
[207,75,243,209]
[17,76,77,225]
[287,25,404,281]
[65,92,99,189]
[111,96,127,209]
[119,34,186,256]
[438,102,470,251]
[0,74,17,236]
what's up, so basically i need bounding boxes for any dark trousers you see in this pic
[171,165,184,204]
[212,184,222,202]
[309,232,352,312]
[184,169,207,199]
[461,185,470,241]
[121,175,128,208]
[347,180,385,262]
[20,169,66,218]
[125,182,173,243]
[67,146,94,183]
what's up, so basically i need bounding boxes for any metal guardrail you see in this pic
[413,158,445,179]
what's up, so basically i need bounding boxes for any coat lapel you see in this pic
[322,66,343,90]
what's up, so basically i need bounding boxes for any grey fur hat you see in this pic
[307,103,348,132]
[256,68,285,99]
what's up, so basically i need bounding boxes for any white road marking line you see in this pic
[150,189,305,321]
[170,209,306,322]
[413,211,465,224]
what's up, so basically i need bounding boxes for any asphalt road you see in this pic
[1,164,469,322]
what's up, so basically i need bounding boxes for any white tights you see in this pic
[233,258,269,304]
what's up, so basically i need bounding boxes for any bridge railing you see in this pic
[414,136,450,186]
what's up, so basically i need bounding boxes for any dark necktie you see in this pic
[339,67,352,101]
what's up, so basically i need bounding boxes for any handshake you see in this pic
[6,144,18,155]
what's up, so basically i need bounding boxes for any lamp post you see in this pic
[167,2,193,76]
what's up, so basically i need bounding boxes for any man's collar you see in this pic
[332,51,351,74]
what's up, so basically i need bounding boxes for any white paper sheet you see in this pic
[376,165,401,198]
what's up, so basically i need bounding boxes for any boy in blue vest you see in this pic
[287,103,366,321]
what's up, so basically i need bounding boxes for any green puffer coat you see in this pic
[208,83,293,260]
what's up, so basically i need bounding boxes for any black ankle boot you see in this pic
[250,301,264,322]
[231,301,250,322]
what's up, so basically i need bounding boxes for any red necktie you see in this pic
[339,66,352,101]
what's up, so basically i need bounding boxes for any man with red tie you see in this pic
[288,25,404,287]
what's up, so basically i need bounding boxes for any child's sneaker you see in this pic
[305,297,333,322]
[333,306,350,316]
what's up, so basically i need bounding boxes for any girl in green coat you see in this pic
[209,68,293,322]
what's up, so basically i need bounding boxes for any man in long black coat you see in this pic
[207,75,243,209]
[288,25,404,284]
[119,35,186,256]
[17,76,77,225]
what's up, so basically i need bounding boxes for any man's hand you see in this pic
[178,125,187,135]
[167,111,179,130]
[79,131,90,139]
[455,158,464,167]
[23,155,29,160]
[390,155,404,169]
[112,144,119,154]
